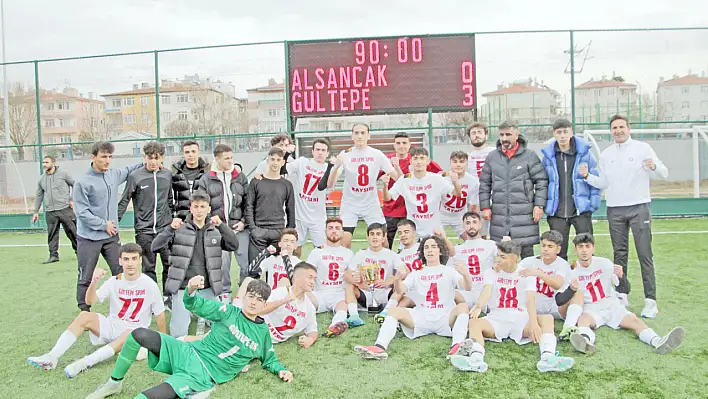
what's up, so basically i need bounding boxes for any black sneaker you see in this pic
[164,296,172,312]
[42,256,60,264]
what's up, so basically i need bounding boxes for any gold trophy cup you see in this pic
[360,263,382,312]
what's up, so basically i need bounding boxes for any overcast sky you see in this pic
[2,0,708,100]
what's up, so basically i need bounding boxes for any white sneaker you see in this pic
[136,347,148,361]
[617,293,629,307]
[191,385,216,398]
[27,353,58,371]
[641,298,658,318]
[85,378,122,399]
[64,358,90,378]
[570,333,597,355]
[537,352,575,372]
[449,352,488,373]
[655,327,685,355]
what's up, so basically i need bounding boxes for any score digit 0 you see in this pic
[461,61,474,106]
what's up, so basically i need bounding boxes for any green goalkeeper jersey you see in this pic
[183,292,287,384]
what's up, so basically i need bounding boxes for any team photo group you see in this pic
[27,115,686,399]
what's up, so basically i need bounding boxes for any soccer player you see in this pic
[451,212,497,308]
[557,233,685,356]
[381,132,443,248]
[518,230,571,319]
[246,228,301,290]
[327,123,399,248]
[440,151,480,239]
[84,278,292,399]
[118,141,174,286]
[396,219,423,273]
[383,147,460,238]
[306,217,355,337]
[466,122,495,238]
[286,138,337,256]
[450,240,575,373]
[354,235,472,360]
[28,243,165,378]
[344,223,405,327]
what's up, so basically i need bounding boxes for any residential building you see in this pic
[247,78,287,134]
[657,73,708,124]
[574,76,638,123]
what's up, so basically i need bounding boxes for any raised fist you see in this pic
[91,268,107,284]
[210,215,222,227]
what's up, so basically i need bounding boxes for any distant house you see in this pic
[657,74,708,124]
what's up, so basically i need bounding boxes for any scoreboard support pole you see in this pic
[427,108,434,158]
[283,40,297,153]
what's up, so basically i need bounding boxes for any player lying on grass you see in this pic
[354,235,472,360]
[246,228,301,290]
[305,217,355,338]
[85,277,292,399]
[519,230,571,319]
[451,212,497,309]
[558,233,685,355]
[449,240,575,373]
[344,223,405,326]
[440,151,480,240]
[28,243,165,378]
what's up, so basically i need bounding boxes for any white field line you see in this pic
[1,230,707,248]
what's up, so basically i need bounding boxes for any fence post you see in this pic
[34,61,42,174]
[693,127,700,198]
[569,30,576,131]
[427,107,433,158]
[154,50,160,140]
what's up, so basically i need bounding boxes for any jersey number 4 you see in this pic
[117,297,145,321]
[425,282,439,307]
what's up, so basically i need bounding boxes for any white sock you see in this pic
[374,316,398,350]
[578,327,596,345]
[383,299,398,312]
[84,345,116,367]
[471,340,486,360]
[48,331,77,360]
[331,310,347,326]
[540,333,557,357]
[451,313,470,346]
[563,304,582,328]
[638,328,660,347]
[347,303,360,318]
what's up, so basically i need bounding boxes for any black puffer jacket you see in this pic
[479,136,549,246]
[152,220,239,295]
[195,167,248,228]
[171,158,210,220]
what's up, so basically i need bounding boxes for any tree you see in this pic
[165,119,194,138]
[0,86,38,161]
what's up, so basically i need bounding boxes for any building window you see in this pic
[124,114,136,124]
[59,119,67,127]
[112,99,121,108]
[178,111,188,121]
[268,109,278,117]
[57,102,70,110]
[682,101,690,109]
[607,88,615,96]
[666,102,673,109]
[44,119,55,128]
[46,136,57,144]
[665,117,672,122]
[140,96,150,106]
[141,113,150,123]
[176,94,189,103]
[682,87,690,94]
[45,103,55,111]
[91,104,97,113]
[682,115,690,121]
[594,89,600,97]
[701,115,708,121]
[161,95,171,104]
[161,112,171,121]
[59,135,72,143]
[123,97,135,106]
[702,86,708,93]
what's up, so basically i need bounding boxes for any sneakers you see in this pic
[449,351,488,373]
[654,327,685,355]
[136,347,148,361]
[64,358,90,378]
[85,378,123,399]
[27,354,58,371]
[373,311,386,324]
[191,385,216,398]
[448,342,461,356]
[163,296,172,312]
[322,321,348,338]
[558,325,578,341]
[354,345,388,360]
[537,352,575,372]
[196,318,207,336]
[570,332,597,355]
[42,256,60,264]
[617,293,630,307]
[641,298,659,318]
[346,316,366,328]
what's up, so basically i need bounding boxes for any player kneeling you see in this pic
[85,277,292,399]
[451,212,497,309]
[558,233,684,355]
[450,240,575,373]
[28,243,165,378]
[354,235,472,360]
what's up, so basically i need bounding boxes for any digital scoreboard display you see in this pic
[287,34,476,119]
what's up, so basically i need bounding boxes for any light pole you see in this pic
[1,0,9,147]
[635,80,643,127]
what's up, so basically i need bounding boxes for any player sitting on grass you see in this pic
[450,240,575,373]
[28,243,165,378]
[305,217,355,338]
[557,233,685,355]
[519,230,571,319]
[344,223,405,327]
[354,235,472,360]
[245,228,301,290]
[451,212,497,309]
[85,277,292,399]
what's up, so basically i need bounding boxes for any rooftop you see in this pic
[658,74,708,87]
[575,77,636,89]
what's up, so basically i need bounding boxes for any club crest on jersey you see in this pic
[212,239,217,244]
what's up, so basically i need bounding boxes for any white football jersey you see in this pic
[568,256,620,308]
[264,287,318,343]
[306,245,354,292]
[440,172,480,222]
[96,274,164,328]
[467,146,495,178]
[261,255,301,290]
[389,172,453,236]
[519,256,571,306]
[349,248,405,293]
[404,265,462,314]
[287,157,328,224]
[484,266,536,313]
[339,146,394,212]
[398,245,423,273]
[453,239,497,293]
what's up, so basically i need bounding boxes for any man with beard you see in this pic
[479,121,548,259]
[450,212,498,308]
[466,122,495,238]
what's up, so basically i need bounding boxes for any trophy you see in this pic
[360,263,382,312]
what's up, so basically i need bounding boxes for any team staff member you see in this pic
[171,140,210,221]
[581,114,668,319]
[32,155,78,264]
